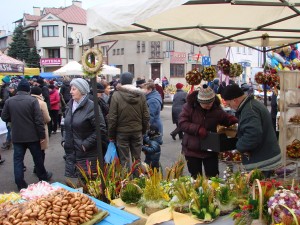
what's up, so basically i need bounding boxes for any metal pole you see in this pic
[263,47,267,106]
[89,38,107,202]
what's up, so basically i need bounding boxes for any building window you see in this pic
[190,45,195,54]
[128,64,134,75]
[48,48,60,58]
[113,49,116,55]
[37,30,39,41]
[243,47,246,54]
[117,49,120,55]
[142,41,145,52]
[137,41,140,53]
[150,41,161,58]
[63,26,65,38]
[121,48,124,55]
[42,25,59,37]
[101,46,108,57]
[237,47,240,54]
[248,47,252,55]
[68,48,73,59]
[191,64,203,71]
[166,41,174,52]
[170,64,185,77]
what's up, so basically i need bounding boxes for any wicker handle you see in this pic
[272,204,299,225]
[292,139,300,144]
[252,179,263,221]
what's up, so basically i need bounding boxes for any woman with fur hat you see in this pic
[62,78,106,178]
[170,83,187,140]
[179,84,238,178]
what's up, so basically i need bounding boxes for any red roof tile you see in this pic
[24,14,41,21]
[57,5,86,25]
[43,8,64,15]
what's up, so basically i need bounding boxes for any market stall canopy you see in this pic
[40,72,61,79]
[87,0,300,51]
[0,51,24,75]
[24,68,40,76]
[101,64,120,75]
[53,61,84,76]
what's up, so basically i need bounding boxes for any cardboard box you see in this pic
[200,132,237,152]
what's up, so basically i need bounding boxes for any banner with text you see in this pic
[40,58,62,66]
[0,63,24,73]
[170,52,186,64]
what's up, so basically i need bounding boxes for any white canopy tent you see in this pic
[87,0,300,52]
[53,61,84,76]
[101,64,120,75]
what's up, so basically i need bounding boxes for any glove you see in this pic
[198,127,207,139]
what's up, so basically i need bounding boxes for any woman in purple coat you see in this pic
[179,84,238,178]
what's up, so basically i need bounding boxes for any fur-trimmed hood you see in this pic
[186,90,221,110]
[117,84,145,104]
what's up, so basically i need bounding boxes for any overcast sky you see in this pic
[1,0,98,33]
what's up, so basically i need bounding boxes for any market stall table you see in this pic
[52,182,140,225]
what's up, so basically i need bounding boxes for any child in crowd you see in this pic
[142,125,162,169]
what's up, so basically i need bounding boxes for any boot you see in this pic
[1,142,10,150]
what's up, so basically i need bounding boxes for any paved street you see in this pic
[0,103,229,193]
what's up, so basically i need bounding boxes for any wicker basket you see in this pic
[251,179,267,225]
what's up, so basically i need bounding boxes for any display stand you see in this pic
[278,71,300,180]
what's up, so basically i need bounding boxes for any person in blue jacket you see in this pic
[142,125,162,169]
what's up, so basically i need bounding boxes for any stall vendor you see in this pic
[221,84,281,177]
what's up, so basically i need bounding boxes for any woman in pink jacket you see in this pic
[49,84,60,134]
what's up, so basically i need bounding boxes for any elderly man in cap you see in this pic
[108,72,150,169]
[222,84,281,177]
[1,79,52,190]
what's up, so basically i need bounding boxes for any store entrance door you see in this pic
[151,63,161,80]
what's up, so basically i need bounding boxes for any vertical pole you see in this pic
[89,38,107,202]
[263,47,267,106]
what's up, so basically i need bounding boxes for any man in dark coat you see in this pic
[108,72,150,168]
[37,78,50,110]
[60,79,72,104]
[222,84,281,177]
[1,79,52,190]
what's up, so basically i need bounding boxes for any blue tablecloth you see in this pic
[52,182,140,225]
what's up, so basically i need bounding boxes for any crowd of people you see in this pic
[0,72,282,190]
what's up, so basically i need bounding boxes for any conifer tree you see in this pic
[27,46,40,68]
[7,25,30,62]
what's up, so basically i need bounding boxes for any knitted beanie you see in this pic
[17,79,31,92]
[120,72,133,85]
[96,83,105,93]
[70,78,90,95]
[176,83,184,89]
[31,86,42,95]
[221,84,244,100]
[197,84,215,104]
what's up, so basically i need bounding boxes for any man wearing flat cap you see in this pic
[222,84,281,176]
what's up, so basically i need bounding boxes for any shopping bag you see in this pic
[104,142,118,163]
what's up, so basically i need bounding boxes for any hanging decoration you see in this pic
[229,63,243,78]
[185,68,202,93]
[202,66,217,81]
[82,48,103,78]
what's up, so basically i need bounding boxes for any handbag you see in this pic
[104,141,118,164]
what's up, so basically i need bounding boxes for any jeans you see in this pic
[49,110,59,133]
[13,142,48,190]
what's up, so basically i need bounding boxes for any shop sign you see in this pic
[40,58,62,66]
[0,63,24,73]
[188,53,202,64]
[170,52,186,64]
[202,56,211,66]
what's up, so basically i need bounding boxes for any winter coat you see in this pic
[38,84,50,110]
[63,96,107,177]
[32,94,51,150]
[142,134,162,168]
[49,89,60,110]
[172,89,187,124]
[235,95,281,171]
[1,91,45,143]
[108,85,150,140]
[270,92,278,119]
[179,91,238,159]
[155,84,164,100]
[146,90,163,134]
[60,81,72,103]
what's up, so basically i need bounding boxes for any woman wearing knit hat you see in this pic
[170,83,187,140]
[62,78,107,178]
[178,84,238,178]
